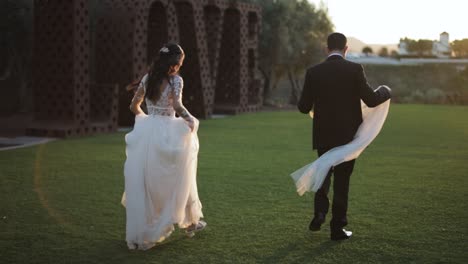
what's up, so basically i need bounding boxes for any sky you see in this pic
[308,0,468,44]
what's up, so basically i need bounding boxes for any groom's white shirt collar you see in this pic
[328,52,344,58]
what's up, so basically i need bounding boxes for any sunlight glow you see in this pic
[34,144,71,228]
[309,0,468,44]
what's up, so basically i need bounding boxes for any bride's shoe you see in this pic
[185,220,207,237]
[138,242,156,251]
[127,242,137,250]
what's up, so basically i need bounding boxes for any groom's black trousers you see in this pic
[315,148,356,230]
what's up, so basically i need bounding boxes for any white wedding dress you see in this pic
[122,75,203,250]
[291,86,391,195]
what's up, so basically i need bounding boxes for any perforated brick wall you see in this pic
[29,0,262,137]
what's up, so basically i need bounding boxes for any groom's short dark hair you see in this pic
[327,33,347,50]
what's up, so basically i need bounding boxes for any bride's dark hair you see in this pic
[145,43,184,102]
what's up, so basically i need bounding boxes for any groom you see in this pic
[297,32,391,240]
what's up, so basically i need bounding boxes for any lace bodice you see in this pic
[134,74,184,116]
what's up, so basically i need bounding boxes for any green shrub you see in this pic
[272,64,468,106]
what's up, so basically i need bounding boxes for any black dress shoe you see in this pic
[331,229,352,241]
[309,214,325,231]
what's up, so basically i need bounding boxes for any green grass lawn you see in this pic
[1,104,467,263]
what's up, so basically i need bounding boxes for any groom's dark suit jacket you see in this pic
[298,55,391,150]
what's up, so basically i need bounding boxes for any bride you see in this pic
[122,43,206,250]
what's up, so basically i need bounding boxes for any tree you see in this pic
[451,39,468,58]
[362,46,373,56]
[407,39,433,56]
[378,47,389,57]
[447,66,468,104]
[240,0,334,104]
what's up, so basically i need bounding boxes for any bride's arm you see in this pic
[171,77,195,131]
[129,85,145,116]
[173,99,195,132]
[129,74,149,115]
[173,100,194,122]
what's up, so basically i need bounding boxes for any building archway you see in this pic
[215,8,241,111]
[174,1,205,117]
[147,1,169,63]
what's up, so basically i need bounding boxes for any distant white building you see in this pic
[398,41,409,56]
[399,32,452,58]
[433,32,451,58]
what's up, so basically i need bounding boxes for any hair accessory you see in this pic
[160,47,169,53]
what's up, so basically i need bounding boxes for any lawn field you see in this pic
[1,104,467,263]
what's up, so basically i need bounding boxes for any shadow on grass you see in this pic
[60,233,194,264]
[260,232,341,263]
